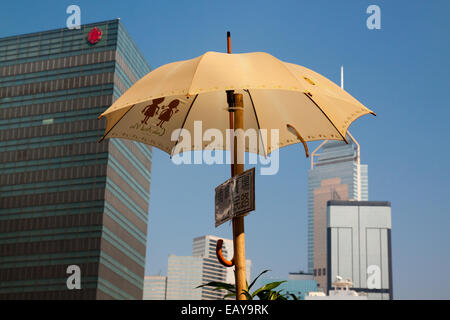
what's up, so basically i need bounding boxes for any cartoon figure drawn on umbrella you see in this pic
[141,97,165,124]
[157,99,180,128]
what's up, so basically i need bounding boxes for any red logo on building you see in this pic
[87,27,103,44]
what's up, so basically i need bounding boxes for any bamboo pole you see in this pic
[232,93,247,300]
[225,31,247,300]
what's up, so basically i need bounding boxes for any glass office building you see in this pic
[0,19,152,299]
[307,136,368,289]
[327,200,392,300]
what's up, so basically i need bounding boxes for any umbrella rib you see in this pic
[303,93,348,144]
[187,53,208,95]
[98,104,136,143]
[286,124,309,158]
[170,94,199,158]
[275,58,350,144]
[244,89,267,158]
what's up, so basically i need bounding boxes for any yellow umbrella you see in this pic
[99,51,375,157]
[98,42,375,300]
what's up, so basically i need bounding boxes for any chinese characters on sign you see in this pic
[215,168,255,227]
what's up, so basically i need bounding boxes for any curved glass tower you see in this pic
[307,134,368,290]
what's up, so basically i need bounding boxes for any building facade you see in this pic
[0,20,152,299]
[307,135,368,289]
[166,255,204,300]
[327,200,392,300]
[166,235,251,300]
[143,275,167,300]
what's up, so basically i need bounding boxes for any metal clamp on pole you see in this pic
[226,90,235,112]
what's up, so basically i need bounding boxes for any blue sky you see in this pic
[1,0,449,299]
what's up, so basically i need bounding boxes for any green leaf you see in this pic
[251,281,286,299]
[241,289,253,300]
[196,281,236,293]
[289,293,300,300]
[248,269,271,291]
[256,290,270,300]
[198,269,298,301]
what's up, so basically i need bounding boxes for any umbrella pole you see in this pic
[231,93,247,300]
[226,31,247,300]
[227,31,235,178]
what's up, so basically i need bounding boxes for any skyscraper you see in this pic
[307,134,368,289]
[0,19,152,299]
[166,235,251,300]
[327,200,393,299]
[143,275,167,300]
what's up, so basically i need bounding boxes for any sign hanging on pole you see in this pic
[215,167,255,227]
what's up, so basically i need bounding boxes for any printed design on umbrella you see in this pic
[156,99,180,128]
[141,97,165,124]
[140,97,180,129]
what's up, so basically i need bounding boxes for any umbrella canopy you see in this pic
[99,51,375,156]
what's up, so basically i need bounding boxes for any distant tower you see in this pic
[166,235,251,300]
[307,133,368,290]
